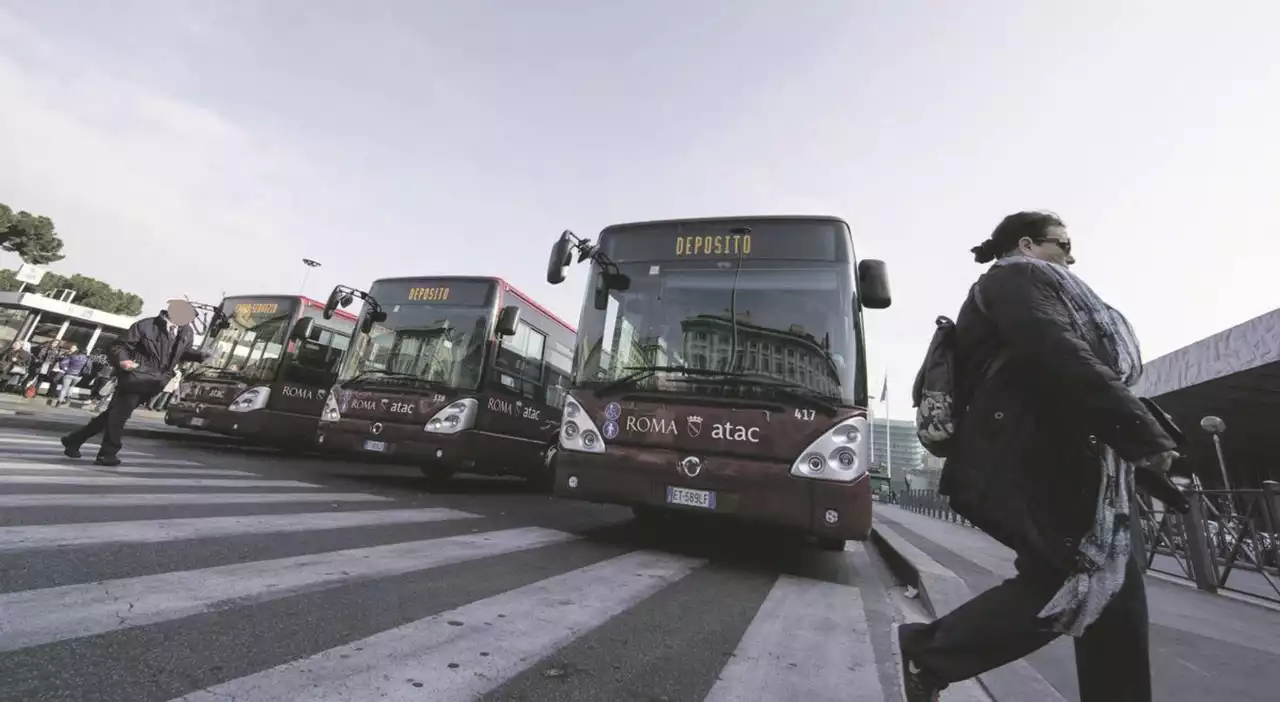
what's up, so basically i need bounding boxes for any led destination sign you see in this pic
[600,219,849,263]
[370,279,496,307]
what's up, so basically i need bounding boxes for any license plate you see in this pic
[190,418,206,427]
[667,486,715,509]
[363,440,387,452]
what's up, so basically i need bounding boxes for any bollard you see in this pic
[1263,481,1280,571]
[1182,492,1219,593]
[1262,481,1280,535]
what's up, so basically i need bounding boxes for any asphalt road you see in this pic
[0,424,982,702]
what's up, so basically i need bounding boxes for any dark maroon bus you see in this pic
[314,276,576,488]
[165,295,357,448]
[544,216,891,549]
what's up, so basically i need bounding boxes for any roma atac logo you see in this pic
[686,415,703,437]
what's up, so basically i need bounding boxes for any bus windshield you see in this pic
[338,279,495,392]
[199,298,298,382]
[573,262,857,404]
[572,219,860,405]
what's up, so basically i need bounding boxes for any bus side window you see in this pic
[495,320,545,401]
[287,329,348,385]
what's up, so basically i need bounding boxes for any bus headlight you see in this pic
[425,399,477,434]
[320,387,342,423]
[560,394,606,454]
[791,415,869,483]
[227,386,271,413]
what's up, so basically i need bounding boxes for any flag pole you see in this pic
[884,373,891,481]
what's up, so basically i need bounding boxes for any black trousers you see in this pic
[64,389,148,458]
[900,547,1150,702]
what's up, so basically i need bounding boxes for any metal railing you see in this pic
[1137,482,1280,602]
[883,481,1280,604]
[880,489,975,528]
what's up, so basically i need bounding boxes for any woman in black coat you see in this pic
[899,211,1185,702]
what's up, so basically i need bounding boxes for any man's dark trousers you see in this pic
[64,388,150,459]
[900,547,1150,702]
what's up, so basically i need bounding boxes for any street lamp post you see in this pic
[1200,415,1236,517]
[299,258,322,294]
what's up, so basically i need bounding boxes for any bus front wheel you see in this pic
[816,536,846,552]
[528,443,557,492]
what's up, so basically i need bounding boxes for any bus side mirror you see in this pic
[209,318,230,337]
[360,309,387,335]
[547,232,574,285]
[291,317,316,342]
[858,259,891,309]
[496,305,521,336]
[323,289,342,320]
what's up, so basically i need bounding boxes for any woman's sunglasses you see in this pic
[1036,237,1071,255]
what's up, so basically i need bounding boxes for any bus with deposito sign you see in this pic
[543,215,892,549]
[314,276,576,488]
[165,295,358,447]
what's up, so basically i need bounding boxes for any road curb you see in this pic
[870,521,1068,702]
[0,414,245,446]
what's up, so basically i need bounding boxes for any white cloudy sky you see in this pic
[1,1,1276,417]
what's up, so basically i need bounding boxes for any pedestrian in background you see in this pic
[3,341,31,392]
[61,299,210,466]
[51,344,89,407]
[899,211,1190,702]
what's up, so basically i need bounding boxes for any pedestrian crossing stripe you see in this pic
[0,507,479,552]
[0,474,322,488]
[0,526,580,652]
[0,492,392,507]
[0,463,253,477]
[0,433,902,701]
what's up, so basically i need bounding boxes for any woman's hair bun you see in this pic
[971,239,998,264]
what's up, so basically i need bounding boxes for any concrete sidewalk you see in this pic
[873,504,1280,702]
[0,393,240,445]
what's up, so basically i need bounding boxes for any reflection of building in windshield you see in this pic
[597,314,671,381]
[680,313,839,396]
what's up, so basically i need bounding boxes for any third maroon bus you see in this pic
[543,215,891,549]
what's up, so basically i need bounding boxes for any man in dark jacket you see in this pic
[61,299,209,466]
[898,212,1184,702]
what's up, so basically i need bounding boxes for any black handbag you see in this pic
[1135,396,1190,513]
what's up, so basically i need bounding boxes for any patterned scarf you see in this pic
[989,254,1143,637]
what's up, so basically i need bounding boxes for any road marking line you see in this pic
[174,550,703,702]
[0,526,579,653]
[0,507,479,552]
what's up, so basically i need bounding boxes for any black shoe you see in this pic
[61,436,82,459]
[95,455,121,467]
[899,624,942,702]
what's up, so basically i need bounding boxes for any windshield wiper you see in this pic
[593,365,748,395]
[346,369,433,387]
[672,373,840,415]
[187,366,243,380]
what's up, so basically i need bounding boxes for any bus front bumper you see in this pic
[315,419,477,467]
[165,406,319,446]
[552,449,873,541]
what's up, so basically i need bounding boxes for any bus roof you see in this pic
[366,275,575,334]
[600,214,850,233]
[221,293,359,322]
[498,279,576,333]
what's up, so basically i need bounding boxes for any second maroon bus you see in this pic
[315,275,577,488]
